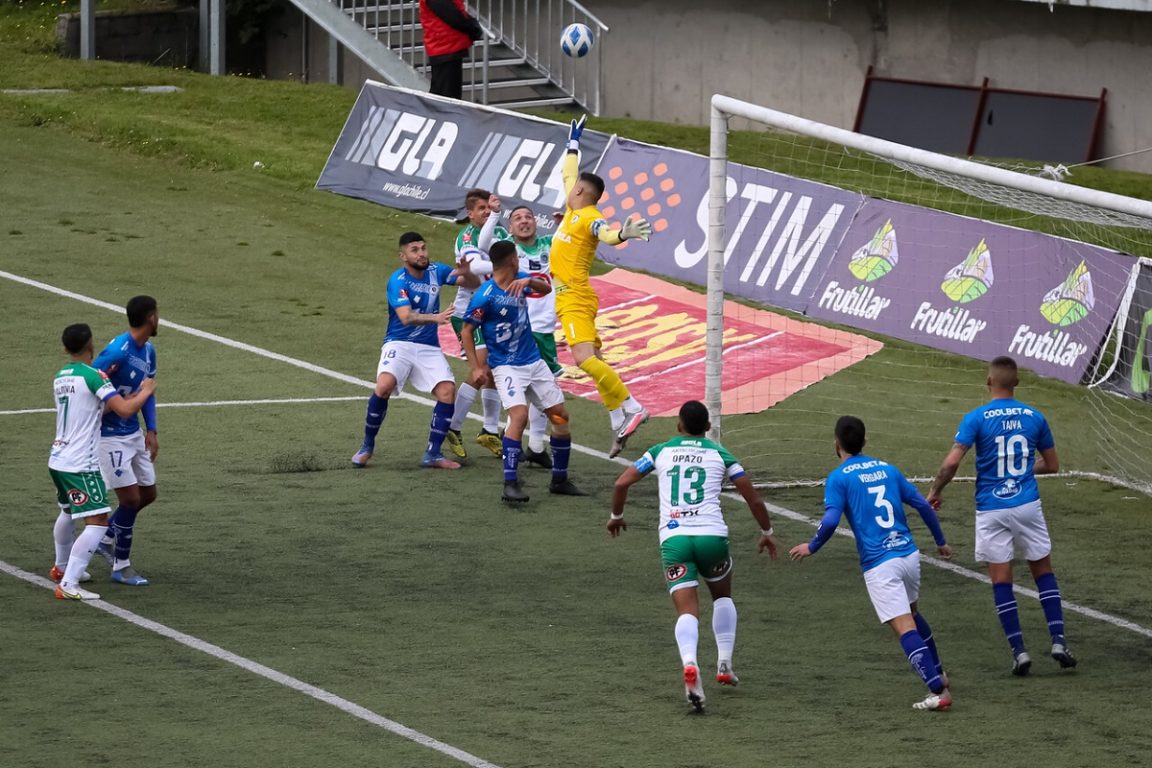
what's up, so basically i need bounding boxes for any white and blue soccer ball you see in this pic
[560,23,594,58]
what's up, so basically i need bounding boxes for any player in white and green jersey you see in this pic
[447,188,509,459]
[507,204,561,469]
[609,400,779,712]
[48,323,155,600]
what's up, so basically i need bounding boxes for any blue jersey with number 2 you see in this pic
[463,272,540,368]
[955,398,1054,512]
[93,331,156,437]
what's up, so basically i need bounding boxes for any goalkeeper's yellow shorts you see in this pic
[556,290,601,348]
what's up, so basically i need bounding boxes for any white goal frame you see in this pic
[704,93,1152,437]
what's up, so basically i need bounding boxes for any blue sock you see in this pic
[1034,572,1066,643]
[502,436,522,482]
[363,394,389,447]
[426,402,453,456]
[899,629,943,694]
[993,582,1026,654]
[913,612,944,676]
[550,434,571,481]
[110,505,139,563]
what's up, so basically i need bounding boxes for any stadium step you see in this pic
[335,0,581,113]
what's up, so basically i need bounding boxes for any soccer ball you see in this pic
[560,23,594,58]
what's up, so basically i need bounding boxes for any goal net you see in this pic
[704,95,1152,496]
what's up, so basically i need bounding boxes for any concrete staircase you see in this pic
[341,0,571,109]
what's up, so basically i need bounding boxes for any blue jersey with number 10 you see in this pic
[384,262,459,347]
[93,331,156,437]
[955,398,1054,512]
[463,273,539,368]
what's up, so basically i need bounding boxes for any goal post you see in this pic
[704,93,1152,495]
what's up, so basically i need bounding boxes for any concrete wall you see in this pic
[578,0,1152,172]
[57,6,198,68]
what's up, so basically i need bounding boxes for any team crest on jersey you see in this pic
[67,489,89,506]
[398,289,408,299]
[665,564,688,582]
[471,308,484,320]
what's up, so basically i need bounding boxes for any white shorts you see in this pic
[974,499,1052,563]
[99,432,156,490]
[376,341,455,394]
[862,551,921,624]
[492,360,565,412]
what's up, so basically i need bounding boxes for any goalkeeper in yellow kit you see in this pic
[551,115,653,457]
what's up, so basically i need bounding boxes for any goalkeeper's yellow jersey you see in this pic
[550,203,605,293]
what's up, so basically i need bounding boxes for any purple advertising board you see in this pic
[807,199,1135,383]
[594,139,865,313]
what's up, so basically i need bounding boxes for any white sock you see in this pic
[712,597,737,664]
[114,557,132,571]
[450,383,477,431]
[63,524,107,587]
[674,613,700,667]
[53,510,74,569]
[623,395,642,412]
[527,405,548,452]
[609,407,625,432]
[481,388,502,433]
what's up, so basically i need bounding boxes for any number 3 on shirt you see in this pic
[669,465,706,506]
[868,485,895,528]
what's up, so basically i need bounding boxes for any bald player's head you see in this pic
[987,355,1019,392]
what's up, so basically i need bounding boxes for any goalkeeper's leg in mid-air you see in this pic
[549,114,653,457]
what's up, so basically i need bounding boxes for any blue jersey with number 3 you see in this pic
[955,398,1054,512]
[824,455,924,571]
[463,273,540,368]
[93,331,156,437]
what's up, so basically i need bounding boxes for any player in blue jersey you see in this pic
[928,356,1076,675]
[352,231,480,470]
[93,295,160,587]
[790,416,955,712]
[461,240,586,502]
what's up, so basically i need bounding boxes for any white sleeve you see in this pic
[477,211,500,251]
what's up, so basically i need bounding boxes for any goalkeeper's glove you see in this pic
[620,216,652,242]
[567,114,587,152]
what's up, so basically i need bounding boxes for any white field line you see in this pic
[3,271,1151,686]
[0,559,502,768]
[0,396,365,416]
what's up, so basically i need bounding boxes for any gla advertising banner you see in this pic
[594,139,865,313]
[807,200,1135,384]
[1099,259,1152,400]
[317,81,611,230]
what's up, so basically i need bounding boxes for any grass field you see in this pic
[2,5,1152,767]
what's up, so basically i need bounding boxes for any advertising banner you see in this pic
[807,200,1135,383]
[316,81,611,230]
[594,139,865,313]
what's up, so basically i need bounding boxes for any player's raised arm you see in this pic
[562,115,586,196]
[476,195,502,251]
[449,252,482,290]
[507,271,551,298]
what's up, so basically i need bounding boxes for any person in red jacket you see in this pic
[420,0,483,99]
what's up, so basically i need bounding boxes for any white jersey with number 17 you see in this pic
[633,435,747,543]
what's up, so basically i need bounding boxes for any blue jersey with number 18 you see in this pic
[954,398,1054,512]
